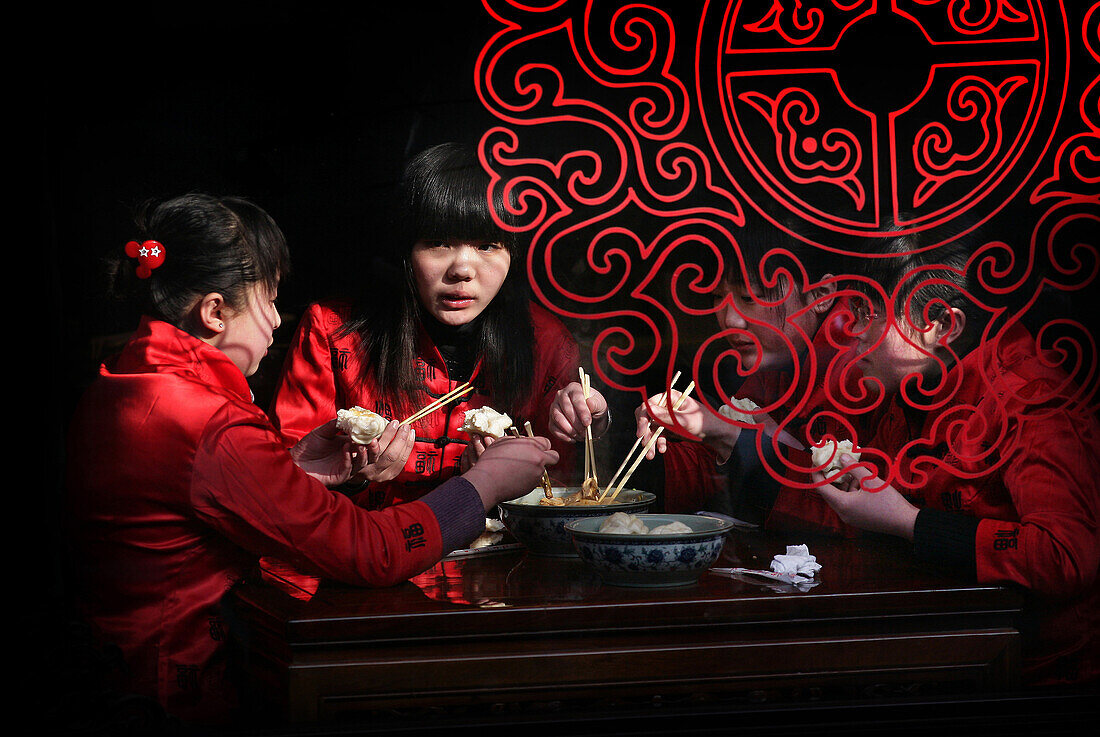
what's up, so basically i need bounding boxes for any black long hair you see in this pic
[846,223,990,359]
[727,219,840,322]
[107,193,290,335]
[340,142,535,418]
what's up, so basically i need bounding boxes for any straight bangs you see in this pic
[401,143,517,251]
[344,142,535,416]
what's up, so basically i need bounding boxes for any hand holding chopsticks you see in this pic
[578,368,600,499]
[598,371,680,500]
[547,373,610,445]
[601,378,695,501]
[400,382,474,426]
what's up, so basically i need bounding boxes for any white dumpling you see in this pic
[599,512,649,535]
[811,439,859,474]
[336,406,388,444]
[469,518,506,549]
[462,407,513,439]
[469,532,504,549]
[719,397,761,424]
[648,521,693,535]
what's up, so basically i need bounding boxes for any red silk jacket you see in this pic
[867,323,1100,685]
[269,300,579,507]
[64,318,487,722]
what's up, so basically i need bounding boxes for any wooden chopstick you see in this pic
[579,368,598,488]
[578,368,588,485]
[599,371,680,501]
[606,380,695,500]
[524,420,554,498]
[399,382,473,425]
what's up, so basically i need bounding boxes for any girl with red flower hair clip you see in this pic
[63,193,558,724]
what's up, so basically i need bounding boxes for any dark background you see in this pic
[41,2,504,413]
[29,2,506,720]
[25,1,1100,729]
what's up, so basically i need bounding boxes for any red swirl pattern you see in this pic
[476,0,1097,489]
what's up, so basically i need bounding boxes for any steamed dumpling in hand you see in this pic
[811,438,859,475]
[462,406,513,439]
[336,406,388,444]
[719,397,761,424]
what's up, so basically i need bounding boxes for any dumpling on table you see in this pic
[469,518,506,549]
[336,406,388,444]
[462,407,513,439]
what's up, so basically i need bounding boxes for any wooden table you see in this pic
[231,527,1028,731]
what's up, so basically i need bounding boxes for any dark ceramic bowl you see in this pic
[497,487,656,557]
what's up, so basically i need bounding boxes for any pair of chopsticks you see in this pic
[598,370,680,500]
[598,371,695,502]
[400,382,474,426]
[508,421,553,497]
[578,367,598,492]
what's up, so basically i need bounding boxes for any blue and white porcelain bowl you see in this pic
[565,514,733,587]
[497,487,656,557]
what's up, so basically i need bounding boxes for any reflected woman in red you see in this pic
[552,226,863,531]
[817,230,1099,686]
[64,194,559,723]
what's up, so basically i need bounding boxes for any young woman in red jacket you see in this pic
[552,226,863,531]
[815,230,1099,686]
[270,143,578,509]
[64,193,559,723]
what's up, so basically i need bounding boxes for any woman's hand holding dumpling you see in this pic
[290,419,361,487]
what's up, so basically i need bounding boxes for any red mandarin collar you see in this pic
[108,316,254,402]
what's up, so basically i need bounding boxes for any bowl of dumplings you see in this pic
[497,487,656,557]
[564,512,734,587]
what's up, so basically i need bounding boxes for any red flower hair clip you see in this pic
[125,240,167,279]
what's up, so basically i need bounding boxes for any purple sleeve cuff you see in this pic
[419,476,486,554]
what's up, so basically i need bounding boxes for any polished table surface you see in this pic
[232,526,1026,726]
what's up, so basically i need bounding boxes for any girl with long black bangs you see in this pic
[343,142,536,421]
[271,143,579,509]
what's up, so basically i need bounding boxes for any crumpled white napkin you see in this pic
[769,544,821,578]
[709,543,823,589]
